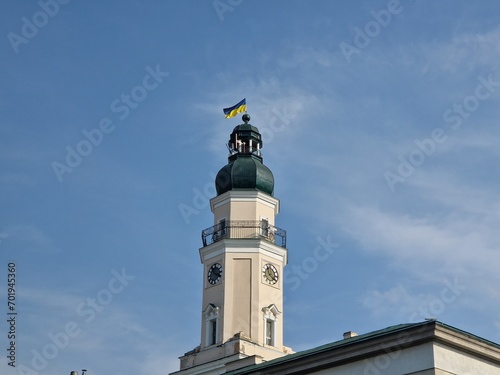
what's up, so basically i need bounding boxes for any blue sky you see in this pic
[2,1,500,374]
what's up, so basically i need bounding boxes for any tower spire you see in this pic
[174,113,292,375]
[216,114,274,196]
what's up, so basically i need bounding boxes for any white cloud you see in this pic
[421,27,500,74]
[11,283,181,375]
[361,278,468,323]
[3,224,57,253]
[197,77,322,160]
[341,201,500,272]
[141,347,180,375]
[362,285,430,318]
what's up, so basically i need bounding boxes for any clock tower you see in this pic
[173,114,292,374]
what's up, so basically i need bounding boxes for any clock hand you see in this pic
[266,267,273,279]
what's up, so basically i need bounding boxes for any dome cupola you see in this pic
[215,114,274,196]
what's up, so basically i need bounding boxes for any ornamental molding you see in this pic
[203,303,220,320]
[262,304,281,321]
[210,190,280,214]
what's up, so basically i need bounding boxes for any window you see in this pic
[265,319,274,346]
[262,304,280,347]
[203,304,220,347]
[209,319,217,346]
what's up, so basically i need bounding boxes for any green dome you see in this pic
[215,154,274,196]
[215,114,274,196]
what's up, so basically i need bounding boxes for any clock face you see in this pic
[262,263,279,285]
[207,263,222,285]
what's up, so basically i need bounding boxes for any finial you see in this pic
[242,114,250,123]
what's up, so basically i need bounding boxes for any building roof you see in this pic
[225,320,500,375]
[215,154,274,196]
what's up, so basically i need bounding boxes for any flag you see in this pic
[223,98,246,118]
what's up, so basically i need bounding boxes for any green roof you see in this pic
[215,154,274,196]
[225,320,500,374]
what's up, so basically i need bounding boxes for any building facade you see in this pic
[225,320,500,375]
[170,114,500,375]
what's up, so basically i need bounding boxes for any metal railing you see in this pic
[201,220,286,248]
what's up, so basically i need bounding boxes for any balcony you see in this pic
[201,220,286,248]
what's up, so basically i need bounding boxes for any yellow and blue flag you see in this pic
[223,98,246,118]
